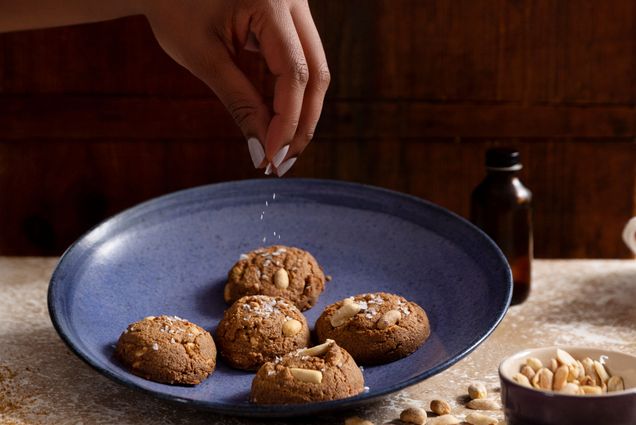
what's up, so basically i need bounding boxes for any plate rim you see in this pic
[47,178,512,417]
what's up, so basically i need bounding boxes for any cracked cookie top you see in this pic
[115,315,216,385]
[250,339,365,404]
[224,245,327,311]
[215,295,311,371]
[315,292,430,365]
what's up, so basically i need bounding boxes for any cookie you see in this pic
[224,245,326,311]
[215,295,311,371]
[250,339,364,404]
[315,292,430,365]
[115,315,216,385]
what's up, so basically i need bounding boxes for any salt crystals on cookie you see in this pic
[396,300,411,316]
[241,296,291,318]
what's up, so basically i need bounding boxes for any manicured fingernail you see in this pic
[247,137,265,168]
[276,157,297,177]
[264,163,273,175]
[272,145,290,168]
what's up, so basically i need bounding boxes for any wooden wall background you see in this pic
[0,0,635,257]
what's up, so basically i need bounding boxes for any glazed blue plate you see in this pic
[48,178,512,417]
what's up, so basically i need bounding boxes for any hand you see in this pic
[141,0,330,176]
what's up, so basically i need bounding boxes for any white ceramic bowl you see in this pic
[499,346,636,425]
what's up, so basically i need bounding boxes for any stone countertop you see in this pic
[1,258,635,424]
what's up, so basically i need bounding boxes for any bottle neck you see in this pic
[486,163,522,172]
[485,169,520,180]
[486,168,521,185]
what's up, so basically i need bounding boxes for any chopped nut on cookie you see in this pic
[224,246,326,311]
[315,292,430,365]
[250,341,364,404]
[215,295,310,371]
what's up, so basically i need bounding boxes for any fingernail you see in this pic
[272,145,290,168]
[247,137,265,168]
[276,157,297,177]
[264,163,273,175]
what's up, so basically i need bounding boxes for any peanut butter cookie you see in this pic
[250,339,365,404]
[315,292,430,365]
[215,295,311,370]
[224,245,326,311]
[115,315,216,385]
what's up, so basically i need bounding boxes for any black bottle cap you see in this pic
[485,148,522,170]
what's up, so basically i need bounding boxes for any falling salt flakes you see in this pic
[260,192,278,244]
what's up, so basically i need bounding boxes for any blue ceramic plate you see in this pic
[48,178,511,417]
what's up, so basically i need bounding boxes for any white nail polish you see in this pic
[247,137,265,168]
[264,163,273,175]
[272,145,290,168]
[276,157,297,177]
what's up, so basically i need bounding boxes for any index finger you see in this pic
[253,7,309,167]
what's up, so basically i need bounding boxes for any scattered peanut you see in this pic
[559,382,581,395]
[581,358,599,385]
[400,406,427,424]
[579,375,595,386]
[428,415,460,425]
[465,412,498,425]
[520,365,535,380]
[376,309,402,330]
[580,385,603,395]
[532,368,553,390]
[512,373,532,387]
[552,365,569,391]
[282,319,302,337]
[556,348,577,367]
[430,399,451,415]
[344,417,374,425]
[593,361,610,384]
[223,284,232,302]
[526,357,543,372]
[516,349,626,396]
[289,368,322,384]
[330,298,362,327]
[466,399,500,410]
[468,382,487,400]
[299,339,333,357]
[608,375,625,392]
[575,360,585,379]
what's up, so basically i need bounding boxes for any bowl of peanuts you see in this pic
[499,346,636,425]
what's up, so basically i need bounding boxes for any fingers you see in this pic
[288,3,330,159]
[194,43,270,169]
[254,6,308,170]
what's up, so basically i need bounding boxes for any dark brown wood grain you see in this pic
[0,1,635,257]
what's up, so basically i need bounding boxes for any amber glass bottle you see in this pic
[470,148,533,305]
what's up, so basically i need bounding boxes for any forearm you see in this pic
[0,0,144,32]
